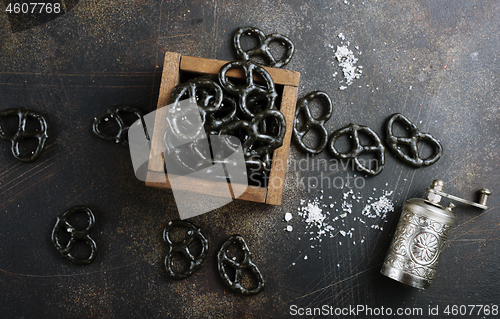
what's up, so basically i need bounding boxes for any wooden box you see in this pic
[145,52,300,205]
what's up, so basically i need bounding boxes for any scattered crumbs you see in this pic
[292,262,296,266]
[337,263,340,267]
[285,212,293,222]
[304,255,308,260]
[286,225,293,232]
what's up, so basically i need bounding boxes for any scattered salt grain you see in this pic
[293,188,395,262]
[329,34,362,90]
[285,212,293,222]
[334,46,362,86]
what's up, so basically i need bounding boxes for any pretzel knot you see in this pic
[217,235,265,295]
[204,95,239,131]
[328,123,385,176]
[385,113,443,167]
[164,133,213,174]
[0,108,48,162]
[169,78,224,137]
[51,206,97,265]
[92,105,145,145]
[293,91,333,154]
[233,27,295,68]
[218,60,277,119]
[163,220,208,280]
[219,109,286,158]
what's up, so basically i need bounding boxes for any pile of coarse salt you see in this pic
[295,198,335,242]
[329,33,363,90]
[284,188,395,257]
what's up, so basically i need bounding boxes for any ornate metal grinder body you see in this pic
[381,180,491,290]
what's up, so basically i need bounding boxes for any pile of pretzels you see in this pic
[163,27,296,183]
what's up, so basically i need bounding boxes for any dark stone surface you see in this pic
[1,0,499,318]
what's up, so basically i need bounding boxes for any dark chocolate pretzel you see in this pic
[328,123,385,176]
[0,108,48,162]
[163,220,208,280]
[92,105,145,145]
[218,60,277,119]
[385,113,443,167]
[163,132,212,173]
[168,78,224,141]
[217,234,265,295]
[293,91,333,154]
[51,206,97,265]
[204,95,239,131]
[233,26,295,68]
[246,152,272,180]
[219,109,286,158]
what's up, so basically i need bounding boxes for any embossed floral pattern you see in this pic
[383,210,452,281]
[411,232,439,264]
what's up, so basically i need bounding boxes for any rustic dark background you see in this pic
[1,0,499,318]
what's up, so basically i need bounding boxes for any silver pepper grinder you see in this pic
[381,180,491,290]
